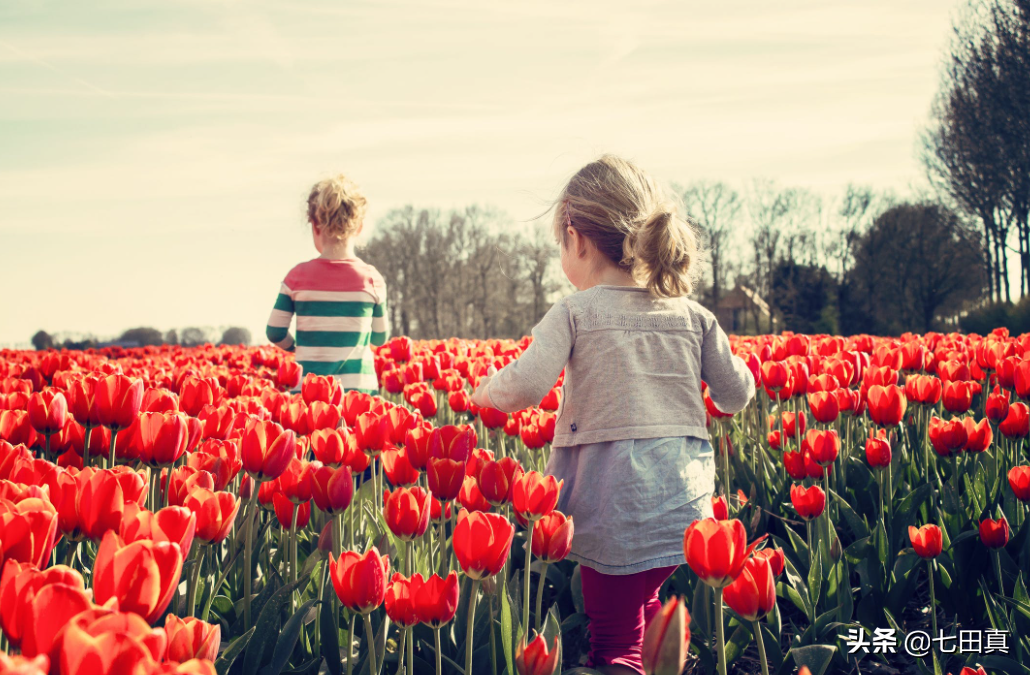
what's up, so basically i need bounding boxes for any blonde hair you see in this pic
[306,174,368,240]
[553,154,702,298]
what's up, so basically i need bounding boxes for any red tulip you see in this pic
[429,424,476,464]
[93,530,184,624]
[999,402,1029,438]
[403,424,433,471]
[753,547,785,577]
[941,380,974,414]
[165,615,220,662]
[448,390,471,414]
[240,420,296,481]
[311,464,354,515]
[384,573,421,627]
[329,547,390,614]
[979,517,1009,549]
[381,444,420,487]
[790,484,825,520]
[477,457,524,507]
[276,361,303,391]
[272,493,310,529]
[179,377,223,418]
[531,511,574,563]
[27,390,68,435]
[1009,466,1030,502]
[929,417,968,457]
[723,555,776,621]
[807,391,839,424]
[309,428,347,466]
[985,386,1010,422]
[0,497,59,568]
[95,375,144,429]
[802,429,839,466]
[515,634,560,675]
[0,653,48,675]
[908,524,943,559]
[512,471,562,521]
[280,458,314,504]
[683,518,765,588]
[18,581,93,658]
[135,412,190,467]
[354,412,390,457]
[142,388,179,414]
[184,488,240,544]
[302,374,343,406]
[865,430,892,468]
[867,385,906,427]
[904,374,942,405]
[962,417,992,454]
[479,407,508,429]
[414,571,459,627]
[53,608,166,675]
[0,560,85,649]
[78,469,134,540]
[760,361,789,391]
[453,510,515,579]
[384,486,431,541]
[712,495,729,520]
[641,596,690,675]
[166,466,216,508]
[120,505,197,560]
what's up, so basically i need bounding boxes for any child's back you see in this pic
[266,175,389,392]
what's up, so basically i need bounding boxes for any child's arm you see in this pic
[700,315,755,414]
[371,280,390,347]
[266,282,296,352]
[472,300,573,413]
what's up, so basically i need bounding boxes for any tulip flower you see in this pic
[531,511,573,564]
[453,510,515,580]
[240,420,296,481]
[414,571,459,628]
[904,374,942,405]
[165,615,220,663]
[309,428,348,466]
[985,386,1010,422]
[712,494,729,520]
[0,560,85,650]
[0,653,48,675]
[119,504,197,560]
[0,497,59,568]
[802,429,839,466]
[93,530,184,624]
[929,417,968,457]
[477,456,524,506]
[753,547,785,577]
[909,524,943,559]
[302,373,343,406]
[183,488,240,544]
[979,517,1009,549]
[1000,401,1030,438]
[135,412,190,467]
[941,380,974,414]
[311,464,354,516]
[865,430,891,468]
[962,417,992,453]
[807,391,839,424]
[384,486,432,541]
[381,444,420,487]
[95,375,144,431]
[512,471,562,521]
[866,385,906,427]
[54,609,166,675]
[515,633,561,675]
[1009,466,1030,502]
[789,484,825,521]
[330,547,391,675]
[27,390,67,439]
[77,469,132,540]
[272,492,310,529]
[683,518,765,589]
[723,555,777,621]
[353,412,390,457]
[276,361,303,391]
[641,596,690,675]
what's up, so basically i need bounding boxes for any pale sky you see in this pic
[0,0,960,347]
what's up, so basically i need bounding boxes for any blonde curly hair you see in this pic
[307,174,367,240]
[553,154,702,298]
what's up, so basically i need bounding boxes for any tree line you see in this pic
[30,326,253,351]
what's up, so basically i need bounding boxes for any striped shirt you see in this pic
[265,257,389,393]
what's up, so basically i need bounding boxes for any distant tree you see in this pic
[31,330,54,351]
[164,329,179,345]
[118,327,164,346]
[842,202,986,334]
[220,327,252,346]
[180,327,209,347]
[679,181,742,308]
[771,261,839,334]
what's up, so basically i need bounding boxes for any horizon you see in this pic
[1,0,960,348]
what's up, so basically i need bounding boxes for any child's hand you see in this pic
[470,366,498,408]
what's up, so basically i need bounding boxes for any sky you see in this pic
[0,0,961,348]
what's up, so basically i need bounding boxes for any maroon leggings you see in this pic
[580,564,679,674]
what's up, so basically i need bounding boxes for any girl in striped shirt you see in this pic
[266,175,390,393]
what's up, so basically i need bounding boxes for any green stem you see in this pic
[434,627,442,675]
[535,561,548,632]
[753,620,770,675]
[406,626,414,675]
[83,422,91,467]
[289,504,299,612]
[108,427,118,468]
[346,615,355,675]
[243,488,260,629]
[465,579,481,675]
[523,525,533,633]
[715,586,727,675]
[489,595,498,675]
[927,560,938,643]
[992,549,1005,596]
[363,613,380,675]
[394,628,406,675]
[187,547,204,617]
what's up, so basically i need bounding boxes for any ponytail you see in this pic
[631,205,701,298]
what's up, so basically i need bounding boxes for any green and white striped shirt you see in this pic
[266,257,389,392]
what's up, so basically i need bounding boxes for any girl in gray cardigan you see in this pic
[472,155,755,675]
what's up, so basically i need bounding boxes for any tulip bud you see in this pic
[641,596,690,675]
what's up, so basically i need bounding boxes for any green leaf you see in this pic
[500,575,516,675]
[261,599,318,675]
[321,593,344,675]
[829,488,870,539]
[283,658,322,675]
[789,644,836,675]
[543,605,562,675]
[978,655,1030,675]
[691,578,712,641]
[723,625,753,667]
[783,524,810,564]
[570,565,584,615]
[808,547,822,610]
[215,627,255,675]
[875,520,889,565]
[244,577,308,674]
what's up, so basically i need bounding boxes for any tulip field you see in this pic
[0,331,1029,675]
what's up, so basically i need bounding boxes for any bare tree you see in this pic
[678,181,741,308]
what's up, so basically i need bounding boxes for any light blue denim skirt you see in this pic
[544,436,716,575]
